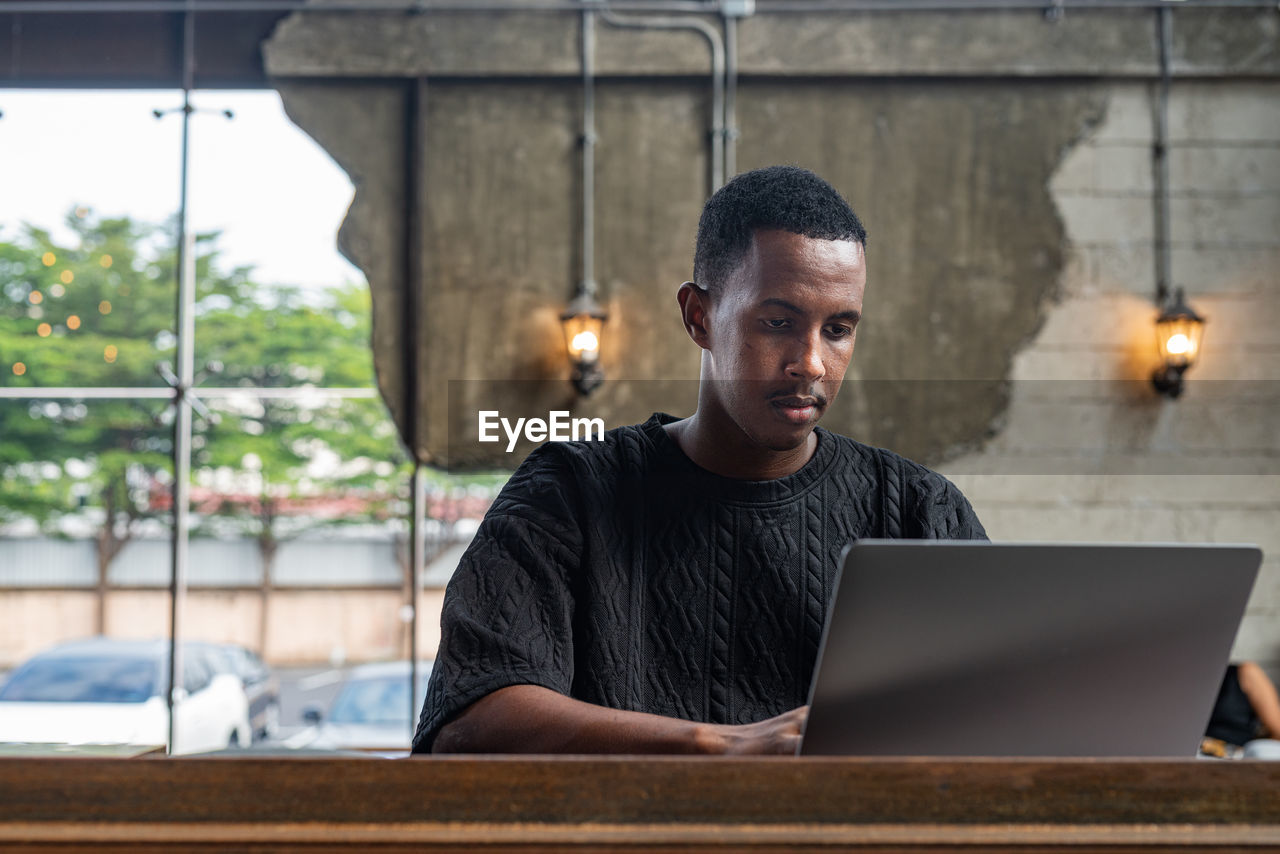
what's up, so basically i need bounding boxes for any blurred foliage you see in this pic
[0,211,179,571]
[0,208,504,577]
[192,279,411,570]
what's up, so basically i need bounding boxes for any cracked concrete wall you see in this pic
[272,74,1102,469]
[264,10,1146,469]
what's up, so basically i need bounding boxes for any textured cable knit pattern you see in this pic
[412,413,986,752]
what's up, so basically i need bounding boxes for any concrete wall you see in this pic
[264,6,1278,468]
[0,590,98,669]
[0,535,471,668]
[0,536,405,588]
[0,588,446,668]
[260,7,1280,673]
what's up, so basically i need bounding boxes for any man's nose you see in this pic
[785,332,825,382]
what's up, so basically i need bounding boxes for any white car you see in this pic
[0,638,251,755]
[285,660,431,755]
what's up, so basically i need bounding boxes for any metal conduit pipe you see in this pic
[2,0,1274,13]
[581,5,599,296]
[600,7,727,192]
[723,11,740,180]
[1153,4,1173,307]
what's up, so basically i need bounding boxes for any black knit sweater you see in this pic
[412,413,986,752]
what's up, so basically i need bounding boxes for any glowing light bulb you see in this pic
[100,254,113,268]
[41,252,55,267]
[104,345,118,363]
[60,270,74,284]
[571,330,599,355]
[12,362,26,376]
[36,323,52,338]
[29,291,43,305]
[67,315,81,330]
[99,300,112,315]
[49,284,65,298]
[1165,333,1191,356]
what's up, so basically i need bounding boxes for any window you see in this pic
[1,89,499,755]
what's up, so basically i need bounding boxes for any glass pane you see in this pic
[194,280,377,391]
[0,398,179,753]
[187,90,366,387]
[0,90,181,388]
[192,393,413,751]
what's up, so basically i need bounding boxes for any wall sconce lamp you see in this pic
[1152,288,1205,398]
[562,7,607,399]
[1148,7,1205,400]
[561,288,607,397]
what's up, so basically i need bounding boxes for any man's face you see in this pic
[699,228,866,454]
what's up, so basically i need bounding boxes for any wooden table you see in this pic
[2,756,1278,851]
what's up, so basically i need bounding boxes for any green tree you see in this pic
[191,280,412,577]
[0,210,417,624]
[0,211,177,617]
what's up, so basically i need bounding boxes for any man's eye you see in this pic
[825,325,854,339]
[764,318,790,330]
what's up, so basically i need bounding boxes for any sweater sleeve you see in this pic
[411,445,584,753]
[901,461,989,541]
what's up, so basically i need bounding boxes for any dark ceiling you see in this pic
[0,3,290,88]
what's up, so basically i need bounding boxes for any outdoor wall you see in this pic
[0,588,446,668]
[0,590,98,669]
[0,533,471,668]
[260,8,1280,673]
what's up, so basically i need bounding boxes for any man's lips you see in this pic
[770,394,825,424]
[773,395,821,408]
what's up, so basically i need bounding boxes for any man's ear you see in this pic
[676,281,713,350]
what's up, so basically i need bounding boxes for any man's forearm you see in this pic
[432,684,804,755]
[1238,661,1280,737]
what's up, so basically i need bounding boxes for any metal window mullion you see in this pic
[409,463,425,739]
[405,76,426,742]
[193,387,381,399]
[166,0,197,757]
[0,388,380,400]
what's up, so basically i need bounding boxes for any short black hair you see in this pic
[693,165,867,297]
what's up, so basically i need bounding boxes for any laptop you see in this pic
[799,541,1262,757]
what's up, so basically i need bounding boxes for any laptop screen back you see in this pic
[800,541,1261,757]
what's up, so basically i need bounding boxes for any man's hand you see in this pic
[432,684,808,755]
[699,705,809,755]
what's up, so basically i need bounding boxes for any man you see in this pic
[411,166,985,755]
[1202,661,1280,759]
